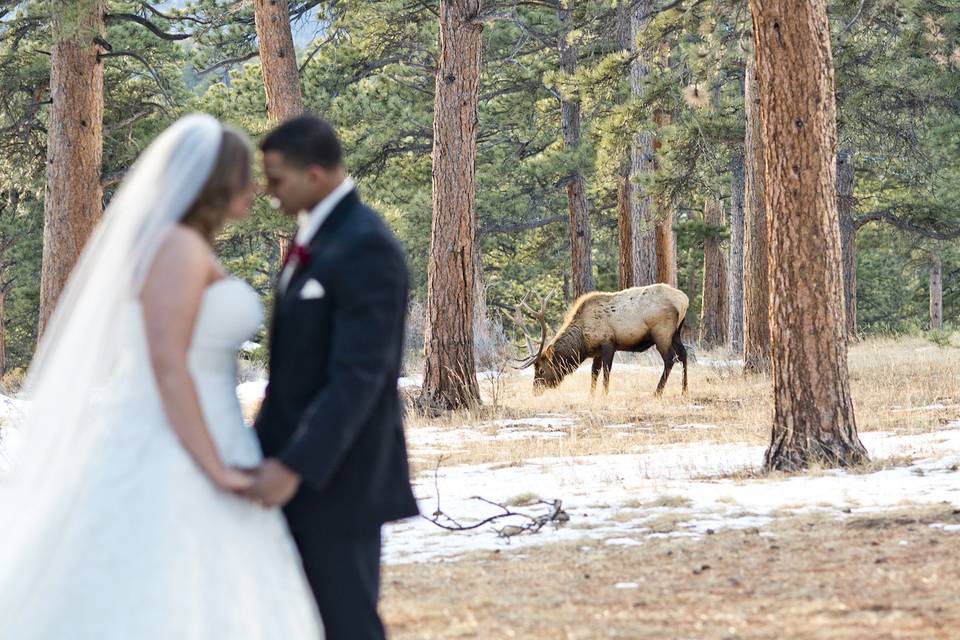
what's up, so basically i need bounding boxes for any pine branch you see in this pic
[854,209,960,241]
[136,1,211,25]
[196,51,259,76]
[104,13,191,40]
[97,51,175,108]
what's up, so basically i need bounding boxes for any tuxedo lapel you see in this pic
[278,191,358,306]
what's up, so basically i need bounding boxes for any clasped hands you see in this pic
[214,458,301,508]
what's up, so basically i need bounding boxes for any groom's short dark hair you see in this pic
[260,115,343,170]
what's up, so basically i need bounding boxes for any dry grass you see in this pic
[402,336,960,471]
[382,506,960,639]
[379,337,960,638]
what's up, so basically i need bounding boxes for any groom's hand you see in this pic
[244,458,301,507]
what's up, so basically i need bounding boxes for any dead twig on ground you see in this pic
[424,457,569,540]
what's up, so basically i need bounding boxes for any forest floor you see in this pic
[1,337,957,638]
[380,336,960,639]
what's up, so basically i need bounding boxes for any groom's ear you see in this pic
[304,163,338,188]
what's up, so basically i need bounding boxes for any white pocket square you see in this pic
[299,278,326,300]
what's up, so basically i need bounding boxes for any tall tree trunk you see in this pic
[39,4,106,338]
[749,0,866,471]
[655,209,676,286]
[653,113,675,288]
[836,147,858,339]
[558,6,593,299]
[685,245,700,326]
[929,246,943,331]
[616,0,657,289]
[0,289,5,376]
[421,0,482,410]
[652,45,676,288]
[254,0,304,123]
[699,199,728,348]
[728,146,745,351]
[617,175,633,290]
[742,57,770,373]
[472,237,491,366]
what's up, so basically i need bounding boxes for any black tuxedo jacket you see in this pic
[254,190,419,535]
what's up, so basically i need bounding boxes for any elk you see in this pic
[509,284,689,396]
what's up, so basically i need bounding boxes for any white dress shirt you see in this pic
[278,176,355,292]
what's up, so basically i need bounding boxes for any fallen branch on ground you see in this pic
[422,457,569,540]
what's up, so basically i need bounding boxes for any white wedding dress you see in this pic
[4,277,324,639]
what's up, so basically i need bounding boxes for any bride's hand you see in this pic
[211,466,256,493]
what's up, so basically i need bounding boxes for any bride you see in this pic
[0,115,324,639]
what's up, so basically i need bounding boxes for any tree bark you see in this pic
[653,46,676,288]
[749,0,866,471]
[617,174,633,290]
[929,247,943,331]
[655,209,676,286]
[254,0,304,123]
[836,147,857,339]
[421,0,482,410]
[0,289,5,375]
[39,3,106,338]
[558,5,593,299]
[742,57,770,373]
[617,0,657,289]
[699,199,728,348]
[728,145,745,352]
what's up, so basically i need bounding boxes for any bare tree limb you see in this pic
[196,51,259,76]
[104,13,191,40]
[854,209,960,240]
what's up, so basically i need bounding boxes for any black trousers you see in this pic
[292,528,385,640]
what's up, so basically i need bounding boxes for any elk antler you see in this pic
[501,306,536,359]
[513,290,554,369]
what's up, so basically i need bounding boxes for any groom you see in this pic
[246,115,419,640]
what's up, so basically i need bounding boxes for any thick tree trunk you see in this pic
[39,4,105,338]
[728,146,745,351]
[558,6,593,299]
[929,247,943,331]
[616,0,657,289]
[421,0,482,410]
[749,0,866,471]
[254,0,304,123]
[742,57,770,373]
[699,199,728,348]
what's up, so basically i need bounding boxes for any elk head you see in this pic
[508,291,559,394]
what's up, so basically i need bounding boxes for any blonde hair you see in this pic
[181,126,252,242]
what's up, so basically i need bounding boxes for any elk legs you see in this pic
[600,343,615,395]
[590,357,602,395]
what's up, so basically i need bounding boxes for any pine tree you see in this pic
[421,0,483,410]
[749,0,867,471]
[39,0,106,337]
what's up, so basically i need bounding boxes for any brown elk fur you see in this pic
[528,284,689,396]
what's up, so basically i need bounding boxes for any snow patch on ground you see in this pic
[383,426,960,565]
